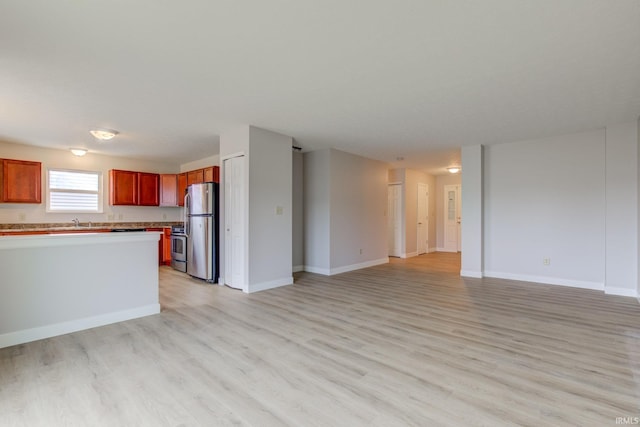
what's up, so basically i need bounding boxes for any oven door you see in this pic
[170,234,187,272]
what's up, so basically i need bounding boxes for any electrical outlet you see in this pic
[162,213,167,220]
[18,212,26,221]
[543,257,551,266]
[107,214,114,221]
[118,214,123,220]
[359,248,363,255]
[276,206,283,215]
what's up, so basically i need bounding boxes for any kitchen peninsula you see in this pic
[0,231,161,349]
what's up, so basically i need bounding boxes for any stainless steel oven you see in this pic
[170,226,187,272]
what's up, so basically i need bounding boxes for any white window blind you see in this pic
[47,169,103,212]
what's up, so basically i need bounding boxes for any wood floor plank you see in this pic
[1,252,639,426]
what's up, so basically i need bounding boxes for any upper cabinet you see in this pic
[187,169,204,186]
[138,172,159,206]
[177,173,187,206]
[159,174,178,207]
[204,166,219,183]
[0,159,42,204]
[110,169,159,206]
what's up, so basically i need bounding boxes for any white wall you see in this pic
[461,145,483,278]
[605,121,638,296]
[248,126,293,291]
[304,149,388,275]
[0,140,182,224]
[219,125,293,293]
[483,129,606,289]
[435,173,462,250]
[303,150,331,273]
[330,149,388,273]
[180,154,220,172]
[292,151,304,271]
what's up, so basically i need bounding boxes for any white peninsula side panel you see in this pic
[0,232,161,348]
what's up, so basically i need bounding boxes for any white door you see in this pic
[417,183,428,255]
[224,155,245,290]
[443,184,461,252]
[388,184,403,257]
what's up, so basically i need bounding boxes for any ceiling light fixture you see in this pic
[447,166,461,174]
[90,129,118,141]
[70,148,88,157]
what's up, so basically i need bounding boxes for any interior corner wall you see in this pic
[329,149,388,273]
[435,174,462,250]
[460,145,483,277]
[604,121,638,296]
[247,127,293,290]
[303,149,331,274]
[483,129,606,289]
[292,151,304,271]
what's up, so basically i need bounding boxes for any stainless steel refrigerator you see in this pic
[185,182,219,282]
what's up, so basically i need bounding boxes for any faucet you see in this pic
[72,218,80,227]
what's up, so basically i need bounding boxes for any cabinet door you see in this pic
[163,228,172,265]
[1,159,42,203]
[212,166,220,183]
[203,166,214,182]
[138,173,159,206]
[177,173,187,206]
[159,174,178,206]
[187,169,204,186]
[109,170,138,205]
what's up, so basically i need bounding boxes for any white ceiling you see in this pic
[1,1,639,175]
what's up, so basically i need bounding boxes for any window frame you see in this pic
[46,168,104,213]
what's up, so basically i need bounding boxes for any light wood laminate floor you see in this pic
[2,253,639,426]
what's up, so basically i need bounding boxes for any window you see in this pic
[47,169,103,213]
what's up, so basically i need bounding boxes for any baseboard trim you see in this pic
[247,277,293,293]
[303,265,331,275]
[428,247,437,253]
[484,271,604,291]
[0,304,160,349]
[292,265,304,273]
[460,270,483,278]
[403,251,419,259]
[604,287,638,297]
[329,258,389,276]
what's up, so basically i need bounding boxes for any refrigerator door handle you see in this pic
[184,193,190,236]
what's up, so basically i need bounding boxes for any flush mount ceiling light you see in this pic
[70,148,88,157]
[447,166,461,174]
[90,129,118,141]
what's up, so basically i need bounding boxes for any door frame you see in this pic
[388,183,404,257]
[417,183,429,255]
[443,184,461,253]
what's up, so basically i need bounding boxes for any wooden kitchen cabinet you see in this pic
[159,174,178,206]
[110,169,159,206]
[177,173,187,206]
[0,159,42,203]
[203,166,220,183]
[110,170,138,205]
[187,169,204,186]
[138,172,159,206]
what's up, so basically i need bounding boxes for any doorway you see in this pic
[417,183,429,255]
[443,184,461,253]
[388,184,403,257]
